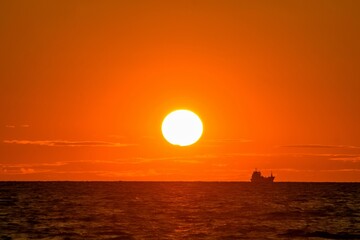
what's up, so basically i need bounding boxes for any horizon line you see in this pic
[0,180,359,183]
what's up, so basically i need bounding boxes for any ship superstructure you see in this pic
[251,170,275,183]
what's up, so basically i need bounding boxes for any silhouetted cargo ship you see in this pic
[251,170,275,183]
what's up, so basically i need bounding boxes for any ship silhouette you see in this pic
[251,169,275,183]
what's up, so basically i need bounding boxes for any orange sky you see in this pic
[1,0,360,181]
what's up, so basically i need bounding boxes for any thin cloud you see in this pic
[226,152,360,162]
[329,155,360,162]
[20,168,35,174]
[3,140,135,147]
[0,160,151,176]
[0,159,148,170]
[96,169,165,178]
[316,169,360,172]
[46,169,173,178]
[226,153,274,157]
[5,124,30,128]
[134,154,220,163]
[1,166,51,175]
[279,144,360,149]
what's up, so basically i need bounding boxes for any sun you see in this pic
[162,109,203,146]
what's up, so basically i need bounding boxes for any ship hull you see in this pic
[251,177,275,183]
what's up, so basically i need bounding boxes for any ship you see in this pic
[251,169,275,183]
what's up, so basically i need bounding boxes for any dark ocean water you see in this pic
[0,182,359,240]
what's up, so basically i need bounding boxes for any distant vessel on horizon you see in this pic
[251,169,275,183]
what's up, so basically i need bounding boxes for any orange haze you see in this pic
[1,0,360,181]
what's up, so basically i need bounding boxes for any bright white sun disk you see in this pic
[162,110,203,146]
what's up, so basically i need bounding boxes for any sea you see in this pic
[0,182,359,239]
